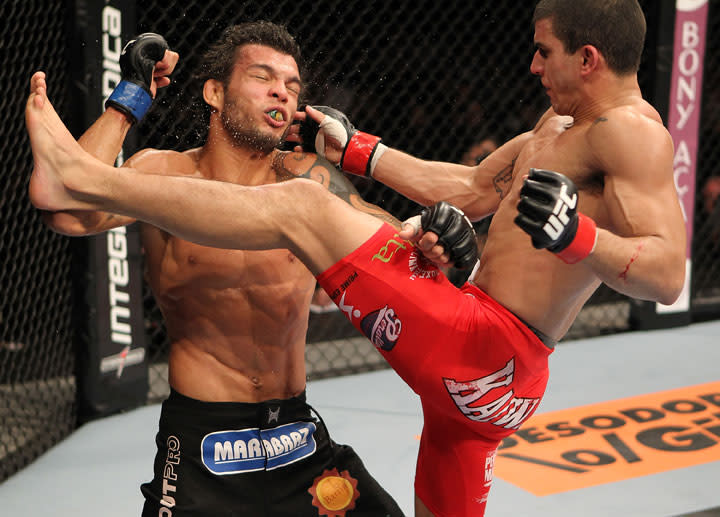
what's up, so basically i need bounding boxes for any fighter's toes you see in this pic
[30,71,46,92]
[34,89,46,109]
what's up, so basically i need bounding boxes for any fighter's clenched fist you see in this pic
[514,168,598,264]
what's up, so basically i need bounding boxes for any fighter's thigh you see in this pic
[283,179,384,275]
[318,226,474,388]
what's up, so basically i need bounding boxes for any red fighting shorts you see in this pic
[316,224,553,516]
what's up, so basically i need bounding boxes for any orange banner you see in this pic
[494,381,720,495]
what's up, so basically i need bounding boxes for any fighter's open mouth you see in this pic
[267,109,284,122]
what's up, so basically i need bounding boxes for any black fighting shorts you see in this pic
[140,389,404,516]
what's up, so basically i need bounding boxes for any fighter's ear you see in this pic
[580,45,601,74]
[203,79,224,111]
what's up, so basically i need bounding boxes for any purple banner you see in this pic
[660,0,708,313]
[668,0,708,256]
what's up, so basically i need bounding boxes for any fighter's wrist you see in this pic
[104,103,136,126]
[340,131,382,177]
[105,80,153,124]
[554,213,597,264]
[368,143,388,178]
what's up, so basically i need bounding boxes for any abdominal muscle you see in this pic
[470,184,602,341]
[144,227,317,403]
[470,115,607,341]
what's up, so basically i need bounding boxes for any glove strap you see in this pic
[555,213,597,264]
[369,143,388,177]
[341,131,382,177]
[105,80,153,123]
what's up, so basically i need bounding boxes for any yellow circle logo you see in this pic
[316,476,353,510]
[308,468,360,516]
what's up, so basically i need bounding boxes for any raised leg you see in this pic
[25,72,383,274]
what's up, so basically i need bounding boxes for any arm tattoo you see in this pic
[492,159,516,199]
[592,117,608,126]
[272,151,401,228]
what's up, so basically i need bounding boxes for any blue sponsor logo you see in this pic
[360,305,402,351]
[201,421,317,474]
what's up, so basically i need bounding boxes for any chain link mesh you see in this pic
[0,0,76,483]
[693,2,720,316]
[2,0,719,480]
[135,1,661,400]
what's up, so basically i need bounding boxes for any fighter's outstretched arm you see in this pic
[35,37,178,236]
[29,71,136,236]
[271,147,472,264]
[26,81,382,276]
[290,106,556,220]
[369,109,557,219]
[368,132,532,220]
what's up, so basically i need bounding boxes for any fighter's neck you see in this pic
[570,75,642,124]
[198,134,277,184]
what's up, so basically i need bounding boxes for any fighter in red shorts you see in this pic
[316,222,553,516]
[27,1,685,515]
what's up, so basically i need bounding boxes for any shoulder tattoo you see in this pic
[272,151,401,227]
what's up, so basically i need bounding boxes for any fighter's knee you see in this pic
[277,179,331,228]
[287,178,328,205]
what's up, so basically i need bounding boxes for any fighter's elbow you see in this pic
[39,211,76,235]
[40,211,99,237]
[656,261,686,305]
[657,288,682,307]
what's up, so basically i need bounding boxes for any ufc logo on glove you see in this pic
[543,184,577,240]
[515,168,597,264]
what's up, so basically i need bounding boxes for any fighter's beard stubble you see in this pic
[220,98,287,154]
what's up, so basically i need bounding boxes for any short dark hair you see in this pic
[532,0,646,75]
[195,21,303,87]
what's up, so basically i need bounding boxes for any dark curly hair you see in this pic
[194,21,304,88]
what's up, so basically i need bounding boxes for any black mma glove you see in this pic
[105,33,169,124]
[300,105,386,177]
[420,201,479,270]
[514,168,598,264]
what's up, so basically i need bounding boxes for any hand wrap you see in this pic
[105,33,169,123]
[299,105,385,177]
[514,168,597,264]
[420,201,479,270]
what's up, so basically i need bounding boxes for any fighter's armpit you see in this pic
[323,160,401,227]
[323,167,401,228]
[273,151,401,227]
[347,195,401,227]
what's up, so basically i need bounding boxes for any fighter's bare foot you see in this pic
[25,72,96,212]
